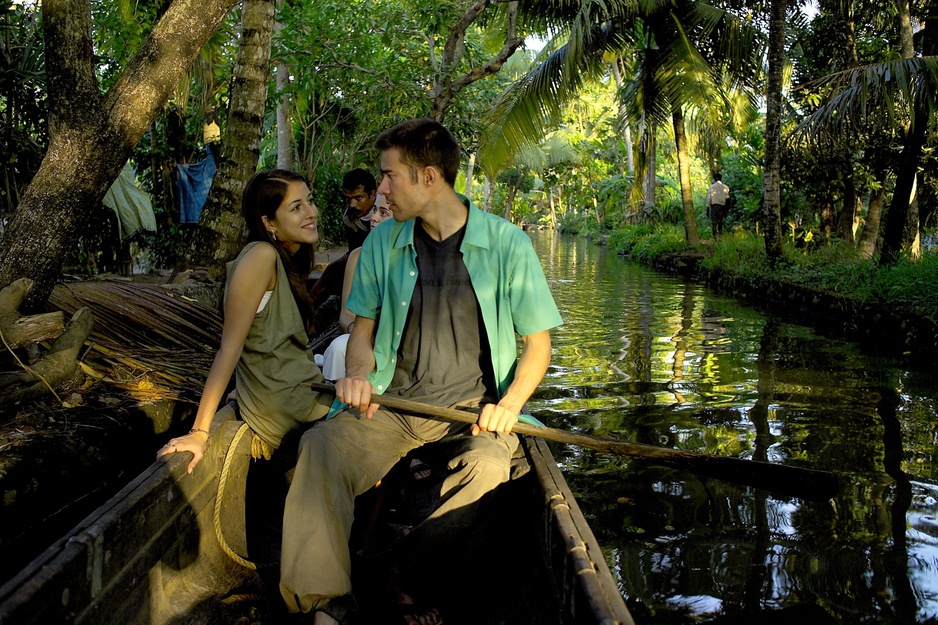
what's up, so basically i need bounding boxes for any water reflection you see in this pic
[527,232,938,623]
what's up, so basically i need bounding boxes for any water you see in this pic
[526,232,938,624]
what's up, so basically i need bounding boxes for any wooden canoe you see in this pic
[0,405,634,625]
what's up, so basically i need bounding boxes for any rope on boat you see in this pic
[214,422,257,570]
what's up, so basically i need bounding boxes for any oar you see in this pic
[310,383,839,501]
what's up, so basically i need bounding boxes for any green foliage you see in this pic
[606,223,689,262]
[0,0,46,217]
[309,161,348,249]
[697,232,938,324]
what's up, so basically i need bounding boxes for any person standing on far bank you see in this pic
[706,173,731,239]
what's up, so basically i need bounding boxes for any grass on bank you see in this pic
[601,225,938,323]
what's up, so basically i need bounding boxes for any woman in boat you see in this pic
[156,168,332,471]
[320,192,394,380]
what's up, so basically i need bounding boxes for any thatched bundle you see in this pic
[48,281,222,404]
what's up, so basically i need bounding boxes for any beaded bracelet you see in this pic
[189,427,209,437]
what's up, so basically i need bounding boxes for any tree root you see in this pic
[0,278,65,349]
[0,278,94,407]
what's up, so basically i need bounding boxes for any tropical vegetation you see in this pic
[0,0,935,308]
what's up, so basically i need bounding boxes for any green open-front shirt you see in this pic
[346,198,562,424]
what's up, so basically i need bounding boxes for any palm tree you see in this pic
[479,0,763,244]
[790,8,937,264]
[762,0,786,262]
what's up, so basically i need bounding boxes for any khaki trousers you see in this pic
[279,406,518,614]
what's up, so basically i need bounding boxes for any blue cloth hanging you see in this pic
[176,149,217,223]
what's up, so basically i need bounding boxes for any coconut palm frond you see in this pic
[658,14,720,111]
[686,2,766,92]
[478,23,617,175]
[790,56,938,145]
[517,0,638,32]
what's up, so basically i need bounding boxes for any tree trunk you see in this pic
[611,58,634,175]
[762,0,786,263]
[898,0,915,59]
[549,187,557,229]
[503,169,524,221]
[643,133,657,212]
[881,7,934,264]
[857,174,886,259]
[183,0,276,279]
[275,0,292,170]
[482,176,493,213]
[672,106,699,246]
[839,0,859,245]
[841,171,859,244]
[464,152,475,197]
[0,0,239,310]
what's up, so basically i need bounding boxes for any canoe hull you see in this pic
[0,407,632,625]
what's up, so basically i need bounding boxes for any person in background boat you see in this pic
[320,193,394,381]
[279,118,563,625]
[706,173,731,240]
[156,168,332,469]
[309,168,379,309]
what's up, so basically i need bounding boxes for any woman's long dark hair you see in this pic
[242,169,317,333]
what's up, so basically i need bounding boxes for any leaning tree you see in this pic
[0,0,239,310]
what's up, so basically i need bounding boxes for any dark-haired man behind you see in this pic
[309,168,379,309]
[280,118,562,624]
[342,167,378,251]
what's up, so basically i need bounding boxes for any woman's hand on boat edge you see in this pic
[156,430,210,474]
[335,376,380,419]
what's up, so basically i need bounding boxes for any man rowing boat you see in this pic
[279,118,562,624]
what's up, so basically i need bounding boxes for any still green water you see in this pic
[526,232,938,624]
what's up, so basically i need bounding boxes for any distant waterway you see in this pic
[527,231,938,624]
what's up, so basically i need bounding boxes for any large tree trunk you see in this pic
[183,0,276,279]
[275,0,292,170]
[762,0,786,263]
[672,106,700,246]
[880,8,933,264]
[0,0,239,311]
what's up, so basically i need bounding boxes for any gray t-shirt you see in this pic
[388,220,497,407]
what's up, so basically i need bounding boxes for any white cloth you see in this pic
[102,163,157,240]
[706,181,730,206]
[321,333,349,381]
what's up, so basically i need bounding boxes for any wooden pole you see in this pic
[310,382,839,502]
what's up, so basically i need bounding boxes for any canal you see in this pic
[526,232,938,624]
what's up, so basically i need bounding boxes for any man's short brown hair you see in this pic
[374,118,461,186]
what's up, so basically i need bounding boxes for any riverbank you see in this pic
[591,227,938,366]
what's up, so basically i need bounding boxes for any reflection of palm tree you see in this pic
[877,387,916,623]
[480,0,762,241]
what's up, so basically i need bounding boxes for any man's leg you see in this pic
[394,424,519,589]
[280,409,418,614]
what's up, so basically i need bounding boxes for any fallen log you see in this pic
[0,307,94,406]
[0,279,64,349]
